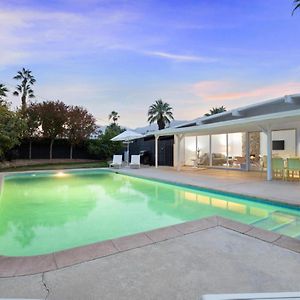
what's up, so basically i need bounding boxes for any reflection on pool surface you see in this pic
[0,170,299,256]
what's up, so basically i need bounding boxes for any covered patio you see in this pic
[152,96,300,181]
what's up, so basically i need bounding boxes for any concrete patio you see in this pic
[119,166,300,206]
[1,225,300,300]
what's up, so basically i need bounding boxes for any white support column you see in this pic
[209,134,212,167]
[266,129,273,181]
[226,133,229,166]
[176,134,183,171]
[155,135,159,168]
[245,132,250,171]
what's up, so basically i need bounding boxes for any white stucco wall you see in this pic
[174,135,186,167]
[260,126,299,157]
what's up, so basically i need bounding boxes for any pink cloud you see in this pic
[192,80,300,105]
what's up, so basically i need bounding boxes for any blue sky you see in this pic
[0,0,299,127]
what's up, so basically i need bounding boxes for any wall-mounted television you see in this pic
[272,140,285,150]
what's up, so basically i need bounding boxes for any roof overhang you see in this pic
[153,108,300,137]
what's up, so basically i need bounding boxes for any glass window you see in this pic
[211,134,227,166]
[184,136,196,166]
[228,133,244,169]
[196,135,210,166]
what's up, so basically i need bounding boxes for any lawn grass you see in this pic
[0,161,108,172]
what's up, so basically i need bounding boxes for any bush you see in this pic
[87,124,124,160]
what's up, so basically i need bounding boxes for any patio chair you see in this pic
[109,155,123,168]
[272,157,285,179]
[130,155,140,169]
[286,157,300,180]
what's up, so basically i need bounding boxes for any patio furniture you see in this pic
[111,130,143,166]
[212,153,227,166]
[260,155,267,171]
[272,157,285,179]
[130,155,140,169]
[109,155,123,168]
[286,157,300,180]
[233,156,245,168]
[198,153,210,166]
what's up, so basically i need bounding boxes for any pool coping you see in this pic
[0,216,300,278]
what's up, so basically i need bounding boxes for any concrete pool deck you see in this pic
[1,224,300,299]
[118,166,300,207]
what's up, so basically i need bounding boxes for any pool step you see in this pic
[274,218,300,238]
[294,234,300,240]
[251,211,295,231]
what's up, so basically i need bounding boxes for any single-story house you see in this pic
[132,94,300,181]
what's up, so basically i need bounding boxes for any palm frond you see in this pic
[292,0,300,14]
[13,75,22,80]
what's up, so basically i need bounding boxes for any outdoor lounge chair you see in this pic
[272,157,285,179]
[286,157,300,180]
[109,155,123,168]
[130,155,140,169]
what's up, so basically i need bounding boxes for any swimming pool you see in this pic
[0,169,299,256]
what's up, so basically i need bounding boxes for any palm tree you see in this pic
[148,99,174,130]
[0,84,9,104]
[13,68,36,112]
[109,111,120,124]
[293,0,300,14]
[204,106,226,117]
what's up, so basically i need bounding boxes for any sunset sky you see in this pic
[0,0,300,128]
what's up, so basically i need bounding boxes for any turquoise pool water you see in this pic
[0,169,299,256]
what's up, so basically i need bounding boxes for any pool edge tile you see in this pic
[112,233,153,252]
[0,256,23,277]
[14,254,57,276]
[217,217,253,234]
[174,216,218,235]
[145,226,182,242]
[273,235,300,253]
[54,240,118,269]
[245,227,282,243]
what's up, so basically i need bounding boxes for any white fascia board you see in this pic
[153,108,300,136]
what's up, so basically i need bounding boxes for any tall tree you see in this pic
[13,68,36,112]
[23,103,41,160]
[147,99,174,130]
[37,100,68,159]
[204,106,227,117]
[66,106,96,159]
[293,0,300,14]
[0,104,26,160]
[0,84,9,105]
[109,111,120,124]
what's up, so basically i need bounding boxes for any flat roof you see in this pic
[153,107,300,137]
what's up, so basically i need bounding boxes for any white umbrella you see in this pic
[111,130,143,165]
